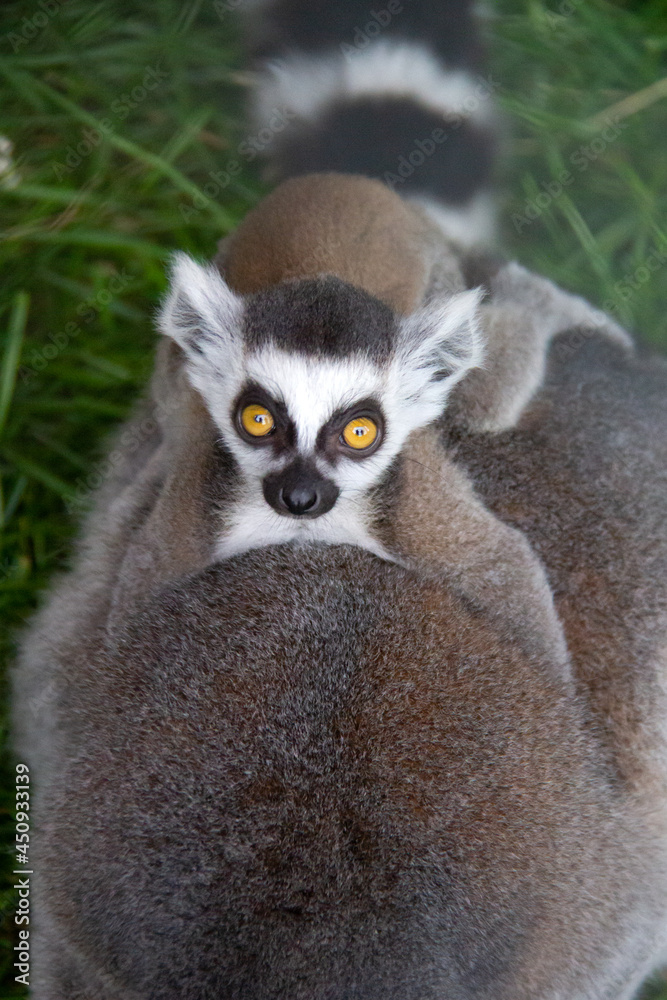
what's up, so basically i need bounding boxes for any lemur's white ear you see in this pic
[158,252,245,412]
[392,288,484,431]
[158,251,244,364]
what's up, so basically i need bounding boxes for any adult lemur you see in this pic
[13,1,667,998]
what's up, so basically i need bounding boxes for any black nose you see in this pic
[281,485,318,515]
[263,461,340,519]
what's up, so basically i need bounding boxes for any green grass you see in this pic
[0,0,666,995]
[494,0,667,345]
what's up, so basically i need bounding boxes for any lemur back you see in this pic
[13,1,667,998]
[219,173,430,313]
[14,334,667,1000]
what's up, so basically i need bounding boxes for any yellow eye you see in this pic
[342,417,378,450]
[240,403,275,438]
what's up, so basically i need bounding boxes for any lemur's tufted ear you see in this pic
[158,252,245,408]
[391,287,484,432]
[159,252,244,363]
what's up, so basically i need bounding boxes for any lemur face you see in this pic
[233,366,383,520]
[160,254,482,559]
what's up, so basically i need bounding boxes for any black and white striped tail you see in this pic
[243,0,499,246]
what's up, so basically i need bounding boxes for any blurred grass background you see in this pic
[0,0,666,995]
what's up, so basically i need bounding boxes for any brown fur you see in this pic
[383,426,570,678]
[443,330,667,809]
[217,176,630,436]
[106,344,228,627]
[217,173,431,315]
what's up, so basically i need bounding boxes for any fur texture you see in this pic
[218,173,432,314]
[155,172,631,566]
[14,331,667,999]
[15,165,653,996]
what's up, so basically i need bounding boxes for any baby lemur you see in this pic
[161,173,628,561]
[154,172,628,673]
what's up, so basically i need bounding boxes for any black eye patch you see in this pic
[232,382,296,452]
[316,398,385,462]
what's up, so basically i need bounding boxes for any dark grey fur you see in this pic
[12,1,667,993]
[247,0,484,69]
[267,99,496,206]
[243,275,397,360]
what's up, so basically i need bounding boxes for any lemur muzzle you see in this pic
[262,459,340,518]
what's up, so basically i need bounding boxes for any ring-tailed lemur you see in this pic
[161,229,628,566]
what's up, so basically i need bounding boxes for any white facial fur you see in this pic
[159,253,483,561]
